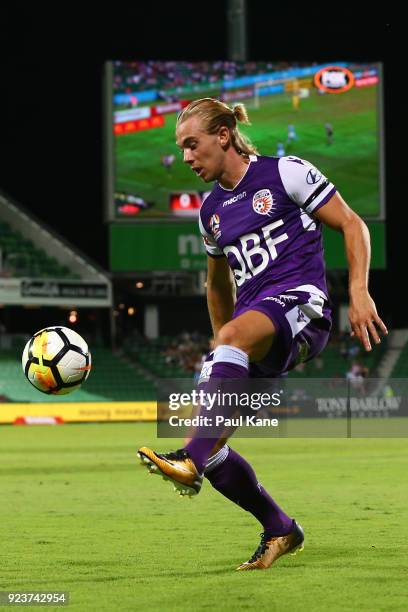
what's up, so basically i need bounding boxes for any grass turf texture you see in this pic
[115,85,381,219]
[1,423,406,611]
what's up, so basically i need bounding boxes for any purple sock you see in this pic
[185,345,249,474]
[206,446,294,535]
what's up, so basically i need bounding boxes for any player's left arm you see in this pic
[313,191,388,351]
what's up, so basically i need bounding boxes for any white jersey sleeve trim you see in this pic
[198,211,223,257]
[278,156,336,214]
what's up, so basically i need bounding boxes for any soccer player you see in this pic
[276,141,285,158]
[286,124,297,145]
[161,153,176,173]
[138,98,387,571]
[325,122,334,145]
[291,78,300,110]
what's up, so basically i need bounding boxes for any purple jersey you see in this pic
[199,155,336,314]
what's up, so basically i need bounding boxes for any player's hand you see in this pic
[348,289,388,351]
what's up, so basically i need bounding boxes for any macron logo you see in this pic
[222,191,246,207]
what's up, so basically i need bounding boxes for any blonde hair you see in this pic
[176,97,259,156]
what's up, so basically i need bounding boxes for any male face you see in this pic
[176,116,228,183]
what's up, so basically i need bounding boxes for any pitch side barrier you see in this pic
[0,402,156,425]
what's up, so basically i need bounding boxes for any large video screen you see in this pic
[106,60,384,221]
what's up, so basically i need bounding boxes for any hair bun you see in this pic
[232,103,250,125]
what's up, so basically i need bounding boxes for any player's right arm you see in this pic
[207,255,235,339]
[199,209,235,338]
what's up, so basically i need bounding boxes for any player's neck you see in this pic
[218,153,250,190]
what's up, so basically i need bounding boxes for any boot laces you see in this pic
[162,449,190,461]
[248,532,275,563]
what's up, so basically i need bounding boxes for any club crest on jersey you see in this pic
[252,189,274,215]
[210,213,221,240]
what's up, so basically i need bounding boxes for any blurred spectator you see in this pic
[346,362,369,395]
[339,331,360,360]
[314,356,324,370]
[113,60,320,101]
[161,331,211,378]
[293,361,305,373]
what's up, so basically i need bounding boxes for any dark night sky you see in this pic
[0,13,402,322]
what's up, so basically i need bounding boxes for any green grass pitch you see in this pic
[115,85,381,219]
[1,422,406,611]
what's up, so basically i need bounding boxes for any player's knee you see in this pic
[217,322,242,348]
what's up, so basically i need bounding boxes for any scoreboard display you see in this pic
[169,192,202,216]
[105,60,385,224]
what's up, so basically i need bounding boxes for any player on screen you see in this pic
[291,78,300,110]
[161,153,176,173]
[286,124,297,145]
[325,122,334,145]
[138,98,387,571]
[276,142,285,157]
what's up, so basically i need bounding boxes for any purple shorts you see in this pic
[233,289,332,378]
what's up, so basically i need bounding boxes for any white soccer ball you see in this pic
[22,326,92,395]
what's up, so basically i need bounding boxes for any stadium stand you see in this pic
[125,336,192,379]
[114,60,316,94]
[0,191,111,289]
[124,332,388,383]
[0,220,80,279]
[0,347,156,402]
[284,336,387,380]
[0,332,393,406]
[84,348,156,400]
[390,340,408,377]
